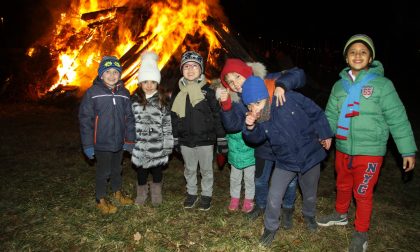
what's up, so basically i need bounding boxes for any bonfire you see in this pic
[27,0,252,98]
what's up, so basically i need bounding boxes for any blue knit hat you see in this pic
[98,56,122,77]
[242,76,269,105]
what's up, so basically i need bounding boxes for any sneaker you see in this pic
[199,196,212,211]
[183,194,198,209]
[113,191,134,206]
[348,231,368,252]
[317,211,348,226]
[228,197,240,211]
[259,228,276,247]
[241,198,254,213]
[247,207,264,220]
[281,207,294,230]
[304,215,318,232]
[96,198,117,214]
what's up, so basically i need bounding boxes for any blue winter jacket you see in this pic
[242,91,333,173]
[79,77,136,152]
[220,67,306,161]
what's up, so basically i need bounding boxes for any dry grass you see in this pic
[0,103,419,251]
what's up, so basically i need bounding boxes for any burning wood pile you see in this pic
[27,0,253,100]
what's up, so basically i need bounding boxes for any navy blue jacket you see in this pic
[79,77,135,152]
[242,91,333,173]
[220,67,306,160]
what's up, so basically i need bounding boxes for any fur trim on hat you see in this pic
[246,62,267,79]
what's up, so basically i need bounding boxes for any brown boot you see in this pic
[96,198,117,214]
[150,182,162,207]
[113,191,134,206]
[135,184,148,205]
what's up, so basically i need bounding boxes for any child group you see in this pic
[79,34,416,251]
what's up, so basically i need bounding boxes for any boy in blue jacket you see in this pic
[79,56,136,214]
[242,76,333,247]
[218,58,304,228]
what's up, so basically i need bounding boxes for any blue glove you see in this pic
[83,147,95,160]
[123,143,134,154]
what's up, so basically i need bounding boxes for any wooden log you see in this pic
[81,7,128,21]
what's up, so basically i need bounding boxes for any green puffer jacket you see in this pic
[227,131,255,169]
[325,60,417,156]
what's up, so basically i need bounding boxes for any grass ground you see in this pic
[0,103,419,251]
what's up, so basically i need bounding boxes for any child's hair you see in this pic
[134,84,170,110]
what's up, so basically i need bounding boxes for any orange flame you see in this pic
[44,0,227,95]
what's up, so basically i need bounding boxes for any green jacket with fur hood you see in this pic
[325,60,417,156]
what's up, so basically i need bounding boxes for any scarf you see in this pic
[171,74,207,118]
[336,73,377,140]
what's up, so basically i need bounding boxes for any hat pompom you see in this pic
[241,76,269,105]
[138,51,161,84]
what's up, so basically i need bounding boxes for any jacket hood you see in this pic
[220,58,267,90]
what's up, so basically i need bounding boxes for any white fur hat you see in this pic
[138,51,161,84]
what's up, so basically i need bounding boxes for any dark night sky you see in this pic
[1,0,419,107]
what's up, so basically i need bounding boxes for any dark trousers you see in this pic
[136,165,163,185]
[95,150,123,201]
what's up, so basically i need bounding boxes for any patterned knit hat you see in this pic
[98,56,122,77]
[241,76,269,105]
[180,51,204,72]
[220,58,253,90]
[343,34,375,60]
[138,51,161,84]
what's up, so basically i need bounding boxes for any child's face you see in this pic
[346,42,372,76]
[182,62,201,81]
[101,68,121,88]
[224,72,246,93]
[140,80,158,95]
[247,99,267,118]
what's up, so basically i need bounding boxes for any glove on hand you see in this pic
[123,143,134,154]
[216,137,228,154]
[83,147,95,160]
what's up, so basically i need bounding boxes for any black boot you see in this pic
[247,207,264,220]
[281,207,294,230]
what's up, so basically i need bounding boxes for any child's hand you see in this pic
[245,111,257,130]
[320,138,332,150]
[403,156,416,172]
[274,87,286,106]
[216,87,229,102]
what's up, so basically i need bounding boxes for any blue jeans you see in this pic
[255,158,297,209]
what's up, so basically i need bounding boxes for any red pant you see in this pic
[335,150,383,232]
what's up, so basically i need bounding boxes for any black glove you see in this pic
[173,138,180,153]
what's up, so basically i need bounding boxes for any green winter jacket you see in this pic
[325,60,417,156]
[227,132,255,169]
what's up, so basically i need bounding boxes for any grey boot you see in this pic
[150,182,162,207]
[281,207,294,230]
[135,184,148,205]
